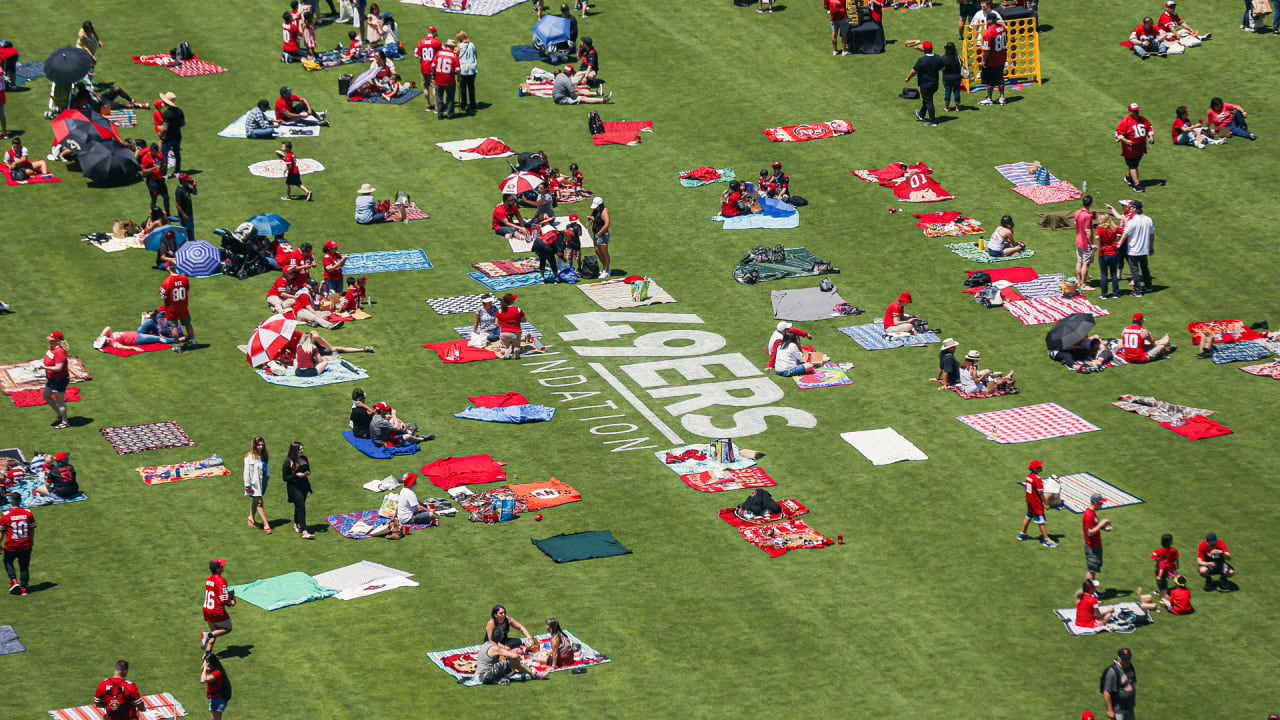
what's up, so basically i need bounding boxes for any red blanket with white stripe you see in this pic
[50,692,187,720]
[1004,296,1110,326]
[762,119,854,143]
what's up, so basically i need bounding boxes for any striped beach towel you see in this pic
[579,278,676,309]
[1010,273,1066,299]
[50,692,187,719]
[994,162,1061,187]
[1012,181,1082,205]
[1053,472,1144,513]
[1004,296,1110,326]
[838,323,941,350]
[105,109,137,128]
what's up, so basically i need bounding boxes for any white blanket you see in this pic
[1052,601,1151,635]
[506,216,594,253]
[435,137,515,161]
[362,475,401,492]
[839,428,928,466]
[312,561,413,593]
[334,575,420,601]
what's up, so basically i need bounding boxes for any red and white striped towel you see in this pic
[132,54,178,67]
[523,79,590,98]
[50,692,187,720]
[1011,180,1081,205]
[1004,296,1110,326]
[957,402,1101,444]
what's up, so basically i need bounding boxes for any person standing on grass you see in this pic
[1149,533,1179,604]
[1115,103,1153,192]
[1073,195,1096,290]
[827,0,850,56]
[415,26,442,114]
[200,559,236,653]
[175,174,197,241]
[322,241,346,295]
[1017,459,1058,547]
[95,660,144,720]
[283,442,315,539]
[157,92,184,178]
[1118,200,1154,296]
[276,141,311,202]
[244,437,271,535]
[456,31,478,113]
[42,330,71,429]
[976,12,1008,106]
[905,40,943,127]
[1100,648,1137,720]
[137,142,170,215]
[1,492,35,596]
[590,196,611,278]
[940,42,963,112]
[160,262,196,351]
[1095,215,1122,299]
[200,653,232,720]
[432,39,459,120]
[1083,492,1112,583]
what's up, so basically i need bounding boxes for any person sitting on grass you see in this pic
[551,64,610,105]
[934,337,960,388]
[1121,312,1176,363]
[1129,16,1170,60]
[986,215,1027,257]
[395,473,439,526]
[355,183,386,224]
[349,388,375,439]
[370,402,432,445]
[492,194,530,240]
[472,294,500,343]
[1160,575,1195,614]
[92,325,178,352]
[477,640,546,685]
[486,604,533,649]
[153,227,179,269]
[957,349,1016,396]
[771,329,816,378]
[1075,579,1113,629]
[496,293,527,359]
[379,73,406,101]
[1158,1,1209,45]
[4,136,50,178]
[1206,97,1257,141]
[291,333,329,377]
[882,291,919,335]
[274,86,329,126]
[719,181,750,218]
[1171,106,1221,149]
[546,618,577,668]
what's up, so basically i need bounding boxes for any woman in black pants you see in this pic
[283,441,315,539]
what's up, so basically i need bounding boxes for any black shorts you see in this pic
[1085,545,1103,573]
[1156,575,1170,591]
[981,65,1005,87]
[1124,156,1142,170]
[45,376,70,393]
[285,171,302,187]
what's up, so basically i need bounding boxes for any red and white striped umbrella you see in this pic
[497,171,542,196]
[246,314,299,367]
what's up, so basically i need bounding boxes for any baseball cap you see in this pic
[941,337,958,350]
[165,262,177,271]
[54,451,68,462]
[776,321,792,332]
[47,331,64,341]
[898,291,912,303]
[1131,199,1143,211]
[563,64,575,73]
[568,213,579,222]
[324,240,338,250]
[1082,713,1096,720]
[358,276,368,283]
[1165,0,1175,6]
[772,161,782,168]
[591,197,604,208]
[1206,532,1217,543]
[1090,492,1106,503]
[428,26,437,33]
[509,294,519,301]
[1117,647,1132,659]
[374,401,390,411]
[1090,579,1101,587]
[402,472,418,488]
[1128,102,1140,111]
[922,40,933,51]
[6,467,23,479]
[1132,312,1144,322]
[1028,459,1044,470]
[210,558,226,570]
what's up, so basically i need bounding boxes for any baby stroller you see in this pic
[531,16,573,63]
[214,223,273,280]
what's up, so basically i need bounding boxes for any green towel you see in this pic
[945,242,1036,264]
[228,571,338,611]
[733,247,838,284]
[679,168,736,188]
[531,530,632,563]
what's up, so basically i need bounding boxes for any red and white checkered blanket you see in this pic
[168,58,229,76]
[1011,180,1082,205]
[957,402,1101,444]
[49,692,187,720]
[132,54,178,66]
[399,202,429,221]
[1004,296,1110,326]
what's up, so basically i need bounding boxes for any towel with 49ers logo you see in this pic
[762,119,854,142]
[890,172,954,202]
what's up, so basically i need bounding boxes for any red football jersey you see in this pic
[981,24,1008,67]
[433,50,458,87]
[1023,473,1045,515]
[43,346,69,379]
[292,289,313,314]
[323,251,344,281]
[1151,546,1179,576]
[1121,325,1148,363]
[161,274,190,320]
[416,36,442,74]
[203,573,231,622]
[95,677,143,719]
[283,151,298,175]
[282,21,300,52]
[342,287,361,312]
[0,507,35,551]
[1115,115,1152,159]
[266,274,292,298]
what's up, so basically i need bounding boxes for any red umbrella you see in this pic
[50,108,121,149]
[246,314,300,368]
[498,172,543,196]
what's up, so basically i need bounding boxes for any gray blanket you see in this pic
[0,625,26,655]
[771,286,849,322]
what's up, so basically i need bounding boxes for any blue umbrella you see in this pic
[532,16,571,48]
[143,225,188,252]
[247,213,290,237]
[175,240,224,277]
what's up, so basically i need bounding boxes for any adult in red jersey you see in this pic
[1082,493,1111,583]
[200,558,236,653]
[432,38,459,120]
[1074,579,1112,628]
[1120,313,1174,363]
[280,11,308,62]
[882,291,919,334]
[1115,103,1154,192]
[415,26,443,112]
[1158,1,1207,47]
[290,285,345,330]
[136,141,170,215]
[266,269,300,314]
[43,330,71,429]
[95,660,144,720]
[496,293,527,359]
[275,86,327,127]
[826,0,850,56]
[976,12,1008,106]
[161,262,196,351]
[1127,17,1169,60]
[1016,459,1058,547]
[1196,532,1234,589]
[322,240,346,295]
[1,492,35,595]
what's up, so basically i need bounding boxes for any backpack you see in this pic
[976,285,1003,307]
[171,41,194,62]
[833,302,863,316]
[741,268,760,285]
[739,489,782,517]
[785,195,808,207]
[587,111,605,135]
[9,167,27,182]
[580,255,600,277]
[558,265,579,284]
[964,271,992,288]
[393,190,411,206]
[100,678,133,718]
[819,278,834,292]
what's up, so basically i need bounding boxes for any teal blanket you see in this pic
[229,571,338,611]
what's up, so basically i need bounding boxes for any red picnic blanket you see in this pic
[50,692,186,720]
[462,137,514,156]
[1012,180,1082,205]
[738,519,834,558]
[762,119,854,143]
[132,53,178,66]
[168,58,229,76]
[10,387,82,407]
[680,166,722,182]
[593,121,654,146]
[681,466,777,493]
[2,166,61,186]
[468,392,529,408]
[1160,415,1233,440]
[420,340,498,363]
[718,498,809,529]
[962,266,1038,293]
[913,211,963,227]
[420,454,507,490]
[892,173,954,202]
[1187,320,1265,345]
[100,343,170,357]
[852,161,931,186]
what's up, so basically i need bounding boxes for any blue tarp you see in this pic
[453,404,557,424]
[342,430,422,458]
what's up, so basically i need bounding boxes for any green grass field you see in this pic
[1,0,1278,717]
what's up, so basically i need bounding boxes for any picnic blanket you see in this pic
[796,363,853,389]
[1111,395,1214,424]
[312,561,415,599]
[451,322,542,340]
[732,247,837,284]
[995,162,1063,187]
[762,120,854,142]
[959,403,1101,444]
[1010,273,1067,299]
[891,174,954,203]
[1240,359,1280,379]
[86,232,146,253]
[343,249,432,274]
[2,166,61,186]
[1160,414,1233,440]
[247,158,325,178]
[435,137,515,161]
[254,359,368,387]
[228,571,337,611]
[425,293,489,315]
[168,58,229,76]
[472,258,541,277]
[655,442,756,476]
[840,428,928,465]
[1210,340,1272,364]
[521,67,593,98]
[135,454,229,485]
[838,323,941,350]
[98,342,170,356]
[416,0,525,17]
[1013,181,1082,205]
[0,626,24,656]
[455,404,556,423]
[713,208,800,230]
[9,387,81,407]
[352,89,424,104]
[681,467,777,493]
[1053,602,1152,636]
[593,120,655,147]
[99,421,193,455]
[506,215,594,252]
[1053,472,1145,514]
[770,286,850,322]
[421,455,507,490]
[421,340,499,363]
[0,357,90,394]
[1005,296,1110,325]
[326,510,432,539]
[105,109,137,128]
[132,54,178,66]
[963,266,1038,289]
[578,277,676,309]
[737,519,834,558]
[852,161,931,186]
[916,214,984,237]
[343,430,421,458]
[457,479,581,516]
[9,471,87,507]
[718,498,809,528]
[218,109,320,139]
[509,44,547,61]
[467,270,544,292]
[15,60,45,79]
[49,692,186,720]
[468,392,529,408]
[680,167,736,188]
[946,241,1035,263]
[532,530,632,563]
[1187,319,1266,345]
[427,629,610,687]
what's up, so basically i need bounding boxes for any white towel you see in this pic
[435,137,515,161]
[362,475,400,492]
[312,561,413,593]
[839,428,929,466]
[334,575,420,601]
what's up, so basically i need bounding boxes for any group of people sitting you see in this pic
[1127,2,1210,59]
[476,605,580,684]
[243,86,330,139]
[3,451,79,505]
[349,388,433,445]
[935,339,1018,395]
[718,162,791,217]
[1171,98,1257,149]
[470,293,539,359]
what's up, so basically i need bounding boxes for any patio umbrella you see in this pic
[143,225,188,252]
[247,213,290,236]
[77,138,139,186]
[498,171,542,196]
[1045,313,1096,352]
[50,108,121,152]
[175,240,223,277]
[247,314,300,367]
[531,16,571,48]
[43,47,93,85]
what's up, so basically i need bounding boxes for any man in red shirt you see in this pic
[42,330,71,429]
[95,660,144,720]
[280,11,307,62]
[1158,1,1208,45]
[201,559,236,653]
[492,194,529,239]
[322,240,346,295]
[267,269,300,314]
[1196,532,1234,589]
[1121,313,1175,363]
[296,242,317,284]
[882,291,919,334]
[1,492,35,595]
[977,12,1008,105]
[160,263,195,351]
[415,27,442,113]
[826,0,850,56]
[274,86,328,127]
[1115,103,1154,192]
[289,285,345,330]
[137,142,170,215]
[432,39,460,120]
[1016,459,1058,547]
[1082,492,1112,582]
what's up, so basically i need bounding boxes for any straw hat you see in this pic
[941,338,958,351]
[965,349,981,360]
[159,92,178,107]
[357,183,376,194]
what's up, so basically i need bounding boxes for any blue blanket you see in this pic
[353,89,424,105]
[342,430,421,458]
[343,249,433,274]
[712,212,800,230]
[510,45,545,61]
[467,270,545,292]
[1212,340,1273,365]
[838,323,942,350]
[12,476,87,507]
[255,360,368,387]
[454,404,556,423]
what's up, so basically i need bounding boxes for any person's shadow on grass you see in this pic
[25,581,57,594]
[66,416,94,428]
[217,645,254,659]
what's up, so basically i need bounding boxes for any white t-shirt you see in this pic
[1122,214,1154,256]
[765,330,784,356]
[774,344,805,372]
[970,9,1003,24]
[396,487,421,522]
[987,227,1008,252]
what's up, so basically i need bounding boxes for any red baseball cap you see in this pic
[898,291,912,303]
[374,401,390,411]
[403,472,418,488]
[54,451,68,462]
[1128,102,1140,111]
[428,26,437,33]
[210,558,226,568]
[921,40,933,51]
[1028,459,1044,470]
[47,331,64,341]
[509,294,519,300]
[1132,312,1144,322]
[772,161,782,168]
[568,213,579,221]
[324,240,338,250]
[564,64,575,72]
[358,276,368,283]
[1082,712,1096,720]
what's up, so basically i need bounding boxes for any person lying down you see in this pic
[93,324,179,352]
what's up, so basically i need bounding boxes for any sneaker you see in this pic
[997,97,1006,105]
[841,50,851,55]
[1194,140,1206,149]
[603,92,613,102]
[18,587,27,596]
[1209,138,1226,144]
[1195,351,1212,359]
[422,433,435,441]
[330,321,345,330]
[317,111,328,121]
[1123,175,1134,187]
[7,580,18,594]
[914,109,924,122]
[1166,345,1178,353]
[1131,291,1144,298]
[923,121,938,127]
[833,50,839,56]
[1133,184,1145,193]
[599,271,610,279]
[496,678,511,686]
[200,632,210,650]
[1016,533,1031,541]
[54,421,70,429]
[172,345,184,353]
[1201,32,1211,40]
[978,98,994,106]
[757,7,763,11]
[1248,132,1258,140]
[363,345,374,353]
[305,190,313,202]
[1042,540,1059,548]
[281,196,293,201]
[319,120,331,127]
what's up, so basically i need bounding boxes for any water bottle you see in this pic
[1082,180,1088,194]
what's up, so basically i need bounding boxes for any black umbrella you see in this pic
[43,47,93,85]
[1045,313,1096,352]
[79,138,140,186]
